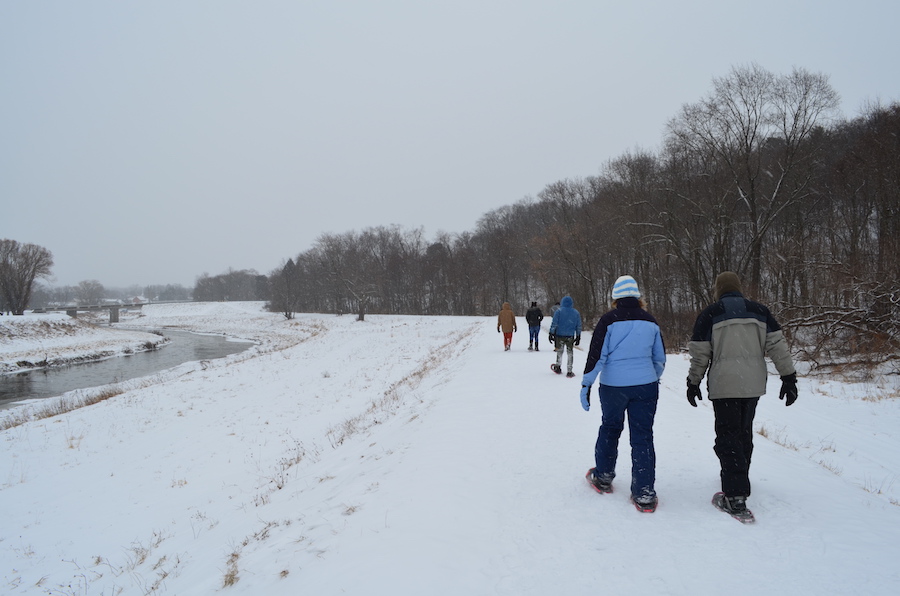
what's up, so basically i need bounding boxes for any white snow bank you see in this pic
[0,311,166,373]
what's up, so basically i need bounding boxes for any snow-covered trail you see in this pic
[1,306,899,595]
[254,326,900,595]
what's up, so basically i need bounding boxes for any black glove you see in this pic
[779,373,798,406]
[548,333,556,343]
[687,378,703,407]
[574,336,581,346]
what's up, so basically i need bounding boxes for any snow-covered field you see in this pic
[1,302,898,595]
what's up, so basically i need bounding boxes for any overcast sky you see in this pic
[2,1,898,289]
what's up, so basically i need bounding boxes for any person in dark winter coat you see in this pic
[687,271,797,520]
[580,276,666,511]
[525,301,544,351]
[497,302,517,351]
[549,296,582,376]
[550,301,561,317]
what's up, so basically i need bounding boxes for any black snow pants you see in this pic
[712,397,760,498]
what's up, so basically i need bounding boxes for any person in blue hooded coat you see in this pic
[580,275,666,512]
[548,295,582,377]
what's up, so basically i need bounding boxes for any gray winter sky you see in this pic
[2,1,898,289]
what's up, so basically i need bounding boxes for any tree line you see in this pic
[30,282,193,307]
[267,65,899,366]
[5,65,897,368]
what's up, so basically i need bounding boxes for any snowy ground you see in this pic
[1,302,898,595]
[0,312,166,374]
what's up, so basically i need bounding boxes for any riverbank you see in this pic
[0,302,281,422]
[113,300,310,351]
[0,301,300,375]
[0,312,167,374]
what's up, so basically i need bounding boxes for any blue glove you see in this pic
[580,385,591,411]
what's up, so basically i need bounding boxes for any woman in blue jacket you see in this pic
[580,275,666,512]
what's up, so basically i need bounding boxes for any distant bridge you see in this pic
[36,300,192,323]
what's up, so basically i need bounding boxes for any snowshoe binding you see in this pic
[585,468,613,494]
[566,371,575,378]
[631,494,658,513]
[712,492,755,524]
[551,363,562,374]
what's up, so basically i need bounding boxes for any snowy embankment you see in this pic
[1,302,899,595]
[0,312,166,374]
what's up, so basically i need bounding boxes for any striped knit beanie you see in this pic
[611,275,641,300]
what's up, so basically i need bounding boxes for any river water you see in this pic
[0,329,254,409]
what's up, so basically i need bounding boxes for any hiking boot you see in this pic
[528,343,534,351]
[720,494,747,513]
[712,492,755,522]
[566,371,575,378]
[585,468,613,494]
[631,493,658,513]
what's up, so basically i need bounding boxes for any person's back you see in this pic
[586,297,665,388]
[525,302,544,351]
[686,271,796,522]
[550,296,581,338]
[550,296,582,376]
[689,289,792,399]
[580,275,664,511]
[497,302,517,351]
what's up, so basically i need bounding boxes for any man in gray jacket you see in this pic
[686,271,797,522]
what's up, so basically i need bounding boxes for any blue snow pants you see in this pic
[593,382,659,500]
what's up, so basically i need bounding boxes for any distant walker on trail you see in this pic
[525,301,544,351]
[497,302,518,351]
[548,296,581,377]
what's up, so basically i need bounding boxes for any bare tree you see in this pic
[268,258,301,319]
[665,64,839,296]
[0,239,54,315]
[76,279,105,305]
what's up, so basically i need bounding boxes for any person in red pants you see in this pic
[497,302,517,351]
